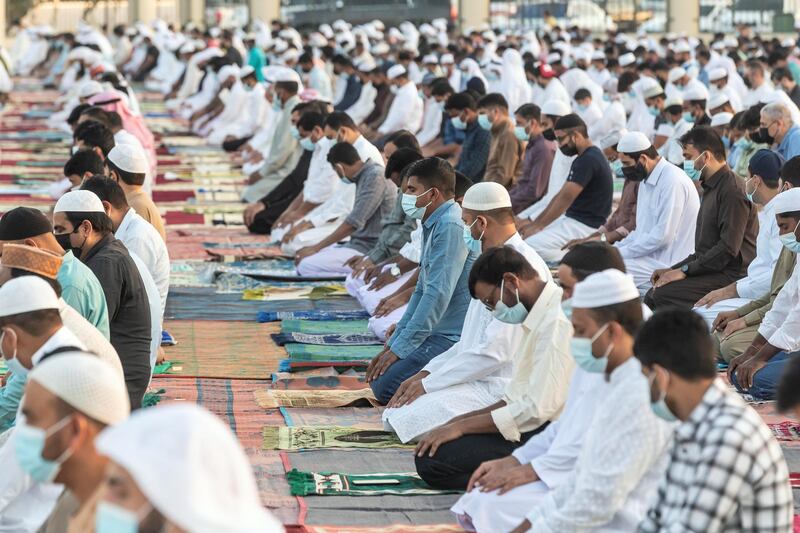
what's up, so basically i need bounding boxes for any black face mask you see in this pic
[54,231,82,257]
[542,128,556,141]
[757,126,775,145]
[558,137,578,156]
[622,162,648,182]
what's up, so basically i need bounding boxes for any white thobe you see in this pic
[587,67,611,88]
[207,84,267,144]
[694,197,782,325]
[576,102,602,127]
[451,369,607,533]
[416,97,444,147]
[658,118,693,165]
[302,138,339,205]
[587,100,626,144]
[534,78,570,108]
[518,150,576,222]
[116,209,170,315]
[560,69,604,106]
[616,158,700,290]
[344,81,377,124]
[525,358,673,532]
[744,81,776,109]
[129,252,162,371]
[382,235,551,442]
[378,82,424,135]
[710,84,743,112]
[759,259,800,352]
[114,129,154,194]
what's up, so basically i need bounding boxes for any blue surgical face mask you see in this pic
[610,159,624,178]
[462,218,484,253]
[780,221,800,253]
[648,105,660,117]
[514,125,529,141]
[272,95,282,111]
[649,370,678,422]
[683,152,706,181]
[436,101,446,112]
[735,137,752,149]
[401,188,433,219]
[745,176,758,203]
[451,116,467,130]
[477,113,492,131]
[577,103,588,112]
[15,416,74,483]
[290,126,301,140]
[300,136,315,151]
[569,323,612,373]
[682,111,694,123]
[721,135,730,150]
[561,298,573,319]
[95,501,151,533]
[0,329,26,378]
[602,94,611,102]
[492,277,528,324]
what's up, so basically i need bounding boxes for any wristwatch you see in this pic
[599,232,607,242]
[390,265,401,277]
[681,264,689,274]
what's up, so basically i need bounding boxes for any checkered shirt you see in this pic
[638,379,794,532]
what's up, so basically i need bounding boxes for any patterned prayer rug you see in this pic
[255,388,378,409]
[280,320,371,334]
[271,332,382,346]
[284,344,383,361]
[271,375,369,391]
[286,470,459,496]
[258,309,370,323]
[263,426,412,450]
[281,408,384,430]
[278,360,370,373]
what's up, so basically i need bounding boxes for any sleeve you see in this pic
[421,340,462,375]
[758,263,800,342]
[526,400,669,531]
[456,129,490,180]
[398,224,423,264]
[735,225,783,300]
[345,173,385,230]
[305,184,355,228]
[389,221,470,358]
[605,181,639,234]
[0,374,25,432]
[512,419,560,466]
[91,258,122,319]
[483,131,519,187]
[378,94,407,134]
[59,284,89,322]
[262,115,299,176]
[302,156,338,205]
[367,208,415,263]
[684,187,754,276]
[617,178,686,259]
[491,319,574,441]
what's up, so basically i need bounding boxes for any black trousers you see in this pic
[644,271,739,310]
[415,425,546,490]
[246,150,312,235]
[222,135,253,152]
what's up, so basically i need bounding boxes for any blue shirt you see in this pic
[443,116,466,146]
[58,251,110,339]
[388,200,478,358]
[247,47,266,81]
[455,120,491,181]
[777,125,800,161]
[0,373,24,432]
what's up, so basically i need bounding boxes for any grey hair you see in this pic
[761,102,793,124]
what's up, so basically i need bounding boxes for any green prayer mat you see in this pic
[280,319,370,335]
[263,425,413,450]
[142,389,166,408]
[284,344,382,361]
[154,361,176,374]
[286,469,462,496]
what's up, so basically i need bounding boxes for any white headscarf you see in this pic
[500,48,531,111]
[459,58,488,91]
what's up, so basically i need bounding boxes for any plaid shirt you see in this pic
[638,380,793,533]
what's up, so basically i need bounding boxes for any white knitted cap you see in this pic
[573,269,640,308]
[462,182,512,211]
[0,276,60,317]
[53,190,104,213]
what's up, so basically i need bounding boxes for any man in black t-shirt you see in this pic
[521,114,613,262]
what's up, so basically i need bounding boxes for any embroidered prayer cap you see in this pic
[545,53,561,65]
[748,149,784,182]
[264,66,301,84]
[617,131,652,154]
[774,188,800,215]
[710,112,733,127]
[618,52,636,67]
[357,59,377,73]
[29,352,130,425]
[387,64,407,80]
[0,207,53,240]
[95,403,282,532]
[673,41,691,53]
[708,67,728,82]
[218,64,240,81]
[0,276,60,317]
[0,244,62,280]
[108,143,149,174]
[682,84,709,102]
[53,190,105,214]
[463,182,512,211]
[573,268,639,309]
[708,92,730,110]
[541,100,571,117]
[668,67,687,83]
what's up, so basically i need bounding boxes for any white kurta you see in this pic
[587,100,626,144]
[416,97,444,147]
[524,358,673,532]
[744,81,776,109]
[451,368,607,533]
[344,82,377,124]
[616,158,700,290]
[534,78,570,108]
[518,150,576,222]
[382,235,551,442]
[378,81,424,135]
[757,256,800,352]
[302,138,339,205]
[129,252,163,371]
[116,209,170,316]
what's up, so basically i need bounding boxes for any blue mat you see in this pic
[271,332,382,346]
[257,309,369,323]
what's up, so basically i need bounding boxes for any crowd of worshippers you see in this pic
[3,15,800,533]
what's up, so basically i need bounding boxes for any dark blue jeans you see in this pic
[731,351,796,400]
[370,334,455,404]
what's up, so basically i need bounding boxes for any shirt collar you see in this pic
[644,157,669,187]
[116,208,136,237]
[608,355,641,384]
[779,125,799,150]
[504,232,525,249]
[675,379,726,441]
[522,280,562,331]
[31,326,82,367]
[82,233,115,263]
[491,116,512,134]
[700,165,728,190]
[423,199,455,229]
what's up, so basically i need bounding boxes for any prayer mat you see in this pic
[770,422,800,442]
[216,261,346,282]
[286,470,460,497]
[161,330,177,346]
[271,375,369,391]
[205,244,287,261]
[244,284,347,301]
[258,309,370,323]
[278,360,370,373]
[284,344,382,361]
[305,526,464,533]
[255,388,378,409]
[263,426,411,450]
[280,320,370,335]
[154,361,177,374]
[281,407,383,430]
[161,320,284,378]
[271,332,381,346]
[142,388,165,408]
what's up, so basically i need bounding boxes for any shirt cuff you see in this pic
[490,405,521,442]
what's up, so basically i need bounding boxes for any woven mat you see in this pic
[256,388,378,409]
[272,375,370,391]
[263,426,411,450]
[282,407,384,429]
[281,320,371,334]
[162,320,284,378]
[284,344,383,362]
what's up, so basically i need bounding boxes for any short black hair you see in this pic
[386,130,421,152]
[468,245,537,298]
[326,141,361,166]
[622,146,660,160]
[298,52,313,64]
[64,212,114,235]
[106,158,145,186]
[634,309,717,380]
[64,150,104,178]
[406,157,455,197]
[454,171,473,199]
[67,104,92,126]
[0,307,62,336]
[515,103,541,122]
[297,111,326,132]
[79,106,112,128]
[781,156,800,187]
[561,242,626,281]
[477,93,509,111]
[772,66,793,82]
[324,111,357,131]
[554,114,588,137]
[80,176,129,210]
[573,88,592,100]
[445,91,477,112]
[73,121,115,157]
[106,111,123,129]
[274,81,299,94]
[586,299,644,337]
[430,80,454,97]
[777,355,800,412]
[385,148,423,179]
[679,126,726,162]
